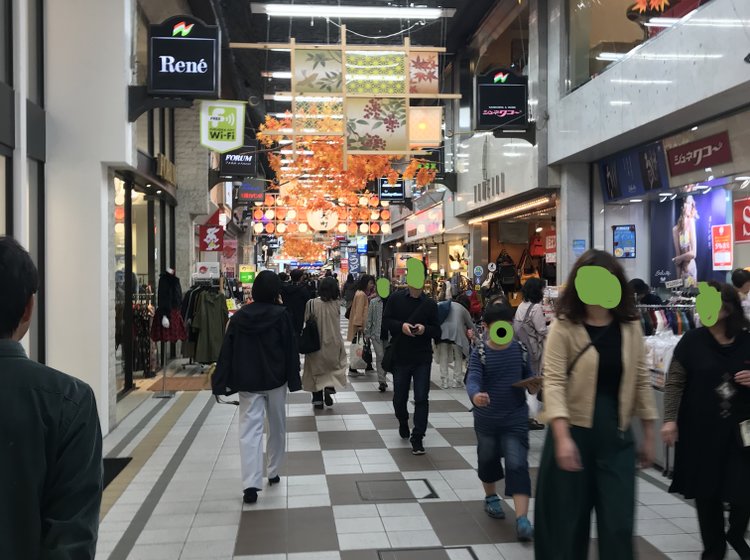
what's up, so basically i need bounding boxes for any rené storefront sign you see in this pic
[148,16,220,98]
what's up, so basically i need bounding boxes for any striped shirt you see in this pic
[466,341,531,432]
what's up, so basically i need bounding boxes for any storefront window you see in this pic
[114,178,127,392]
[567,0,711,91]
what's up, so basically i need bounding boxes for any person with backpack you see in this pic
[513,277,548,430]
[436,297,476,389]
[466,302,535,542]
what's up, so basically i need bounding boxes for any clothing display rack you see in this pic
[181,277,229,368]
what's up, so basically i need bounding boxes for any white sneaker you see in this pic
[452,379,464,389]
[441,379,449,389]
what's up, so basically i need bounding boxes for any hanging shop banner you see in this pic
[347,251,361,274]
[545,234,557,264]
[221,239,238,275]
[475,69,528,131]
[199,225,224,252]
[667,131,733,177]
[650,189,728,287]
[195,262,220,280]
[405,203,444,242]
[148,16,220,98]
[734,197,750,244]
[711,224,733,271]
[599,141,670,202]
[613,225,636,259]
[379,177,406,202]
[219,141,258,176]
[236,179,265,205]
[200,100,246,154]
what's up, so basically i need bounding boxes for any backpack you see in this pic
[437,300,452,324]
[513,303,544,369]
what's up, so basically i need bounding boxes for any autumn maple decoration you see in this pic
[633,0,670,12]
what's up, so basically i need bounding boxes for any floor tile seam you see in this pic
[105,395,216,560]
[103,397,165,455]
[100,393,198,520]
[106,398,172,458]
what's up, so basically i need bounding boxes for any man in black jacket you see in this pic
[281,268,311,337]
[212,270,302,504]
[0,237,103,559]
[383,276,441,455]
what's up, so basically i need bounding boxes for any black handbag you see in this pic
[362,338,373,365]
[299,301,321,354]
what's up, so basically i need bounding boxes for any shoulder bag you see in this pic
[299,299,322,354]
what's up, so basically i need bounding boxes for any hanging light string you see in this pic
[325,17,441,41]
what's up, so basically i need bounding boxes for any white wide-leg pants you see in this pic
[238,384,287,491]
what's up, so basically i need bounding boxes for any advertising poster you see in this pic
[599,141,670,202]
[613,225,636,259]
[199,225,224,252]
[711,225,733,271]
[221,239,238,275]
[650,189,728,287]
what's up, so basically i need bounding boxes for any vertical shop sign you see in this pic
[711,225,733,271]
[734,198,750,243]
[239,265,255,284]
[347,251,361,274]
[199,225,224,251]
[200,100,246,153]
[475,69,528,130]
[148,16,220,98]
[222,239,238,275]
[545,234,557,264]
[219,141,258,176]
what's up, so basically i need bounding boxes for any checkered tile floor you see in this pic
[97,313,739,559]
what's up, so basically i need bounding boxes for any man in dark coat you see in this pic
[281,269,311,337]
[0,237,103,559]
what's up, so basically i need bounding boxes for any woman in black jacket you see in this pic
[663,282,750,559]
[212,271,302,504]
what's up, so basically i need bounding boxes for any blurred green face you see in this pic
[406,258,425,290]
[376,278,391,298]
[696,282,721,327]
[574,266,622,309]
[487,321,514,345]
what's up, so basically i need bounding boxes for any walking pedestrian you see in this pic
[343,273,356,310]
[0,237,103,559]
[436,298,475,389]
[534,249,657,560]
[211,270,302,504]
[303,277,348,409]
[384,275,440,455]
[662,282,750,560]
[280,268,311,338]
[467,303,535,542]
[366,278,391,392]
[347,274,375,376]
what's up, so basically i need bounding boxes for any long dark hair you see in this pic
[708,281,749,339]
[556,249,638,323]
[356,274,375,293]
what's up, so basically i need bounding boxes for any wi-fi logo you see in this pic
[224,112,236,126]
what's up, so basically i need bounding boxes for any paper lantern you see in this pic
[381,209,391,220]
[370,223,381,234]
[253,209,264,220]
[265,223,276,234]
[298,223,309,233]
[409,106,443,148]
[265,209,275,220]
[369,196,379,207]
[254,223,264,234]
[264,194,275,206]
[286,209,297,221]
[348,223,358,235]
[307,209,340,231]
[276,208,288,221]
[114,206,125,222]
[337,223,348,233]
[381,201,390,208]
[382,223,392,234]
[370,210,380,221]
[359,196,369,207]
[114,223,125,235]
[359,223,369,234]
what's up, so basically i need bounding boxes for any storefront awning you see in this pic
[460,188,558,225]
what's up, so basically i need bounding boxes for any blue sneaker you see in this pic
[484,495,505,519]
[516,515,534,542]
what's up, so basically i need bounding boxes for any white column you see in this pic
[45,0,135,435]
[557,163,590,283]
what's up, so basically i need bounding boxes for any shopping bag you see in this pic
[349,333,367,370]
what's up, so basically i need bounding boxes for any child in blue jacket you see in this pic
[466,302,535,542]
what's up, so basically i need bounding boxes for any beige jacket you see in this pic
[347,290,369,341]
[541,318,658,431]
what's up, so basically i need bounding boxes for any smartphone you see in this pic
[409,326,419,334]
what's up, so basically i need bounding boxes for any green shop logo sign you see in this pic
[200,100,246,154]
[172,21,195,36]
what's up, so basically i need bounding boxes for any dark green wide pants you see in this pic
[534,394,636,560]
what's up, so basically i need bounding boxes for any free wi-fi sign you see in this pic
[200,101,247,153]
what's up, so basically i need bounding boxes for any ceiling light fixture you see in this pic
[261,71,292,79]
[251,3,455,20]
[630,199,643,203]
[735,176,750,181]
[468,196,553,225]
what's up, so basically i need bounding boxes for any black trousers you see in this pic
[695,498,750,560]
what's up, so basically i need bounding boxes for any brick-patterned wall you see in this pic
[174,107,211,287]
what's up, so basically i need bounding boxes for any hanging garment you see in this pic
[193,291,229,363]
[150,308,188,342]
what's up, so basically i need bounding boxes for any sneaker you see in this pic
[484,495,505,519]
[410,437,425,455]
[243,488,259,504]
[313,402,324,410]
[528,418,545,431]
[348,369,362,377]
[516,515,534,542]
[378,382,387,393]
[453,379,465,389]
[441,379,449,389]
[324,388,334,407]
[268,475,280,486]
[399,422,410,439]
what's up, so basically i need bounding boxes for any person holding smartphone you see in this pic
[384,276,440,455]
[662,282,750,560]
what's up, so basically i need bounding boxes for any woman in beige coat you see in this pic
[303,277,348,409]
[347,275,375,375]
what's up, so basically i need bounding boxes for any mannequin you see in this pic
[150,265,187,345]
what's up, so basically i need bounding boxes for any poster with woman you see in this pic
[650,189,728,288]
